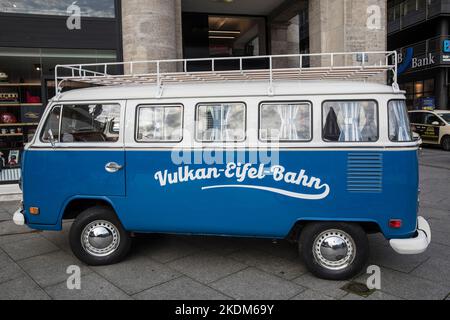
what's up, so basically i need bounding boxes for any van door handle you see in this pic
[105,162,123,173]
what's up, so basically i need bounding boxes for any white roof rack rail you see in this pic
[55,51,399,97]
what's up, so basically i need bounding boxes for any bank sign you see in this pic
[397,39,450,75]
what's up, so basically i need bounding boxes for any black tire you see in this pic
[441,136,450,151]
[69,206,132,266]
[299,222,369,280]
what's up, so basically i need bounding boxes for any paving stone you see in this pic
[187,236,244,256]
[0,251,26,284]
[211,268,304,300]
[252,240,300,261]
[368,243,429,273]
[342,291,403,300]
[168,250,247,284]
[428,217,450,233]
[0,211,12,221]
[0,232,41,246]
[40,226,71,253]
[293,273,349,299]
[0,220,33,236]
[134,276,230,300]
[18,250,92,288]
[229,249,307,280]
[290,289,335,300]
[135,235,199,263]
[355,267,448,300]
[411,257,450,287]
[431,230,450,247]
[93,255,180,295]
[0,201,20,214]
[0,236,59,261]
[0,276,50,300]
[45,273,130,300]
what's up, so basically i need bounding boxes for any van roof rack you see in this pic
[55,51,399,97]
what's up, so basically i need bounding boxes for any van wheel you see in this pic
[69,206,132,266]
[299,222,369,280]
[442,136,450,151]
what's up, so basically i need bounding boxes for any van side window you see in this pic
[136,105,183,142]
[60,104,121,143]
[388,100,412,142]
[196,103,246,142]
[322,101,378,142]
[41,106,61,143]
[259,102,312,141]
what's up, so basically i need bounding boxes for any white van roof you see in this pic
[55,80,401,102]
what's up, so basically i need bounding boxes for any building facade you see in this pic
[388,0,450,110]
[0,0,387,184]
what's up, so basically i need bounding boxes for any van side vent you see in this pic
[347,153,383,193]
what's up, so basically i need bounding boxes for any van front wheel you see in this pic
[69,206,132,266]
[299,222,369,280]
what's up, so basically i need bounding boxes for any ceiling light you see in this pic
[209,30,241,34]
[33,64,42,71]
[209,36,235,39]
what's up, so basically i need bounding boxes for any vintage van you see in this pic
[14,53,431,280]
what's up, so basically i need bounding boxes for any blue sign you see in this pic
[443,40,450,53]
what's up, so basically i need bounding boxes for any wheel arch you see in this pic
[60,196,120,222]
[286,219,382,242]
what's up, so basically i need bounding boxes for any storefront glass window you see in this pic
[0,0,115,18]
[0,47,116,183]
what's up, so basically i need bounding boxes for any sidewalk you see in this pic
[0,184,21,202]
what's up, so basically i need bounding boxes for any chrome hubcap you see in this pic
[81,220,120,257]
[313,229,355,271]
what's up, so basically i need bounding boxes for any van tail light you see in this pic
[389,219,402,229]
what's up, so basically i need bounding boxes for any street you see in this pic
[0,147,449,300]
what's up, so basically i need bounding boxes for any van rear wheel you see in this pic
[299,222,369,280]
[69,206,132,266]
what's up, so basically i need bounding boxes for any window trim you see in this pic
[258,100,313,143]
[194,101,247,143]
[39,105,62,144]
[40,103,123,145]
[135,103,184,143]
[321,99,380,143]
[388,99,413,143]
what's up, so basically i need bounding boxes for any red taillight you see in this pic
[389,219,402,229]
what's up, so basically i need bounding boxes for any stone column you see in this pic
[121,0,182,74]
[309,0,387,83]
[270,15,300,68]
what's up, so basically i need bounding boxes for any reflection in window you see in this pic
[60,104,120,143]
[196,103,245,142]
[389,100,412,142]
[323,101,378,142]
[0,0,115,18]
[137,105,183,142]
[260,103,311,141]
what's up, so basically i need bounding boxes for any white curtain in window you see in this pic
[207,104,232,141]
[390,100,411,142]
[152,107,167,140]
[338,102,362,142]
[277,105,299,140]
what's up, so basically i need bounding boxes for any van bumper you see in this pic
[13,208,25,226]
[389,216,431,255]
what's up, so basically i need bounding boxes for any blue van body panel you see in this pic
[22,149,419,239]
[22,150,125,225]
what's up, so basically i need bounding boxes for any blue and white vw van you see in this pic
[14,53,431,280]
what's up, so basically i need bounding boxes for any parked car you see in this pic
[408,110,450,151]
